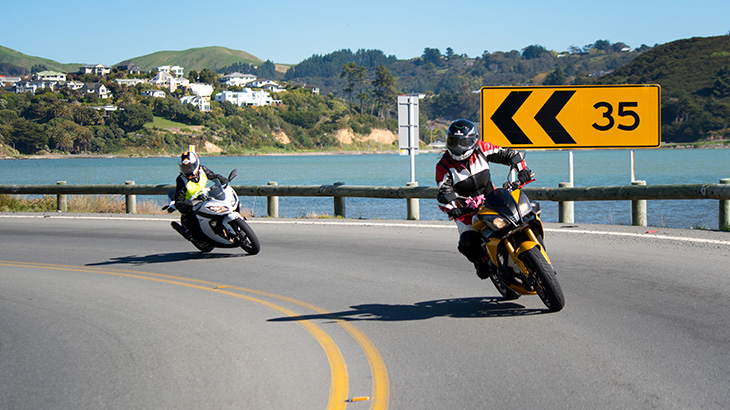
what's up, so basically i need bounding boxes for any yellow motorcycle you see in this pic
[470,172,565,312]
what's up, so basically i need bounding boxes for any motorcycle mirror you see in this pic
[228,169,238,181]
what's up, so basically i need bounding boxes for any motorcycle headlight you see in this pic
[518,193,532,217]
[478,214,509,231]
[207,205,230,214]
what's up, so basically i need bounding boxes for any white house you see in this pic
[180,95,211,112]
[150,71,189,91]
[82,83,111,99]
[157,65,184,77]
[142,90,166,98]
[115,78,146,86]
[61,80,85,90]
[79,64,111,76]
[34,70,66,82]
[187,83,214,98]
[219,72,256,87]
[214,89,273,107]
[14,80,58,93]
[0,76,22,85]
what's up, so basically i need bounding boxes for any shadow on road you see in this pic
[269,297,546,322]
[86,251,246,266]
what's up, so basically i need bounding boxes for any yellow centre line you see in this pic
[1,260,390,410]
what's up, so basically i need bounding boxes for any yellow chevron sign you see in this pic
[481,85,661,149]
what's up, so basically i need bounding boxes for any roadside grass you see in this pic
[0,194,166,214]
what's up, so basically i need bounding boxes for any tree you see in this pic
[544,67,566,85]
[421,48,442,65]
[198,68,218,84]
[340,63,367,112]
[371,65,398,119]
[712,66,730,98]
[522,45,549,59]
[112,104,153,132]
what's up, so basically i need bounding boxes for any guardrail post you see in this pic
[267,181,279,218]
[406,182,420,220]
[125,181,136,214]
[558,182,573,223]
[632,180,647,226]
[333,181,346,218]
[720,178,730,230]
[56,181,67,212]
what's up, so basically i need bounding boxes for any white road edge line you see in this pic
[3,214,730,246]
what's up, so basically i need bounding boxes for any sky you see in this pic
[2,0,729,66]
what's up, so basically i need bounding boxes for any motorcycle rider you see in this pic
[170,150,229,241]
[436,119,533,280]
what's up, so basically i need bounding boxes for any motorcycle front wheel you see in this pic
[522,247,565,312]
[232,219,260,255]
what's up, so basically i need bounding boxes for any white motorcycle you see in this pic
[164,169,260,255]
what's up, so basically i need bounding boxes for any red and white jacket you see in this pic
[436,140,527,223]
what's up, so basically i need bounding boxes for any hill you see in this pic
[124,46,266,72]
[0,45,80,75]
[598,35,730,142]
[599,35,730,95]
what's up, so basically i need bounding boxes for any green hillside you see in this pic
[124,46,265,72]
[599,35,730,95]
[598,35,730,142]
[0,45,80,75]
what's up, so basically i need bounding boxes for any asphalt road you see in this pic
[1,213,729,410]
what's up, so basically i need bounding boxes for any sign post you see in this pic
[398,95,419,183]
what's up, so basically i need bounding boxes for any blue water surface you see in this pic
[2,148,729,229]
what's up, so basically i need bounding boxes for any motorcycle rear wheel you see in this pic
[232,219,260,255]
[523,247,565,312]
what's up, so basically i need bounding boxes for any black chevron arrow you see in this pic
[491,91,532,144]
[534,90,576,144]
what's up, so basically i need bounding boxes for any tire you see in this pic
[490,273,521,300]
[232,219,260,255]
[522,247,565,312]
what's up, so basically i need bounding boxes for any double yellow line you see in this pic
[1,260,390,410]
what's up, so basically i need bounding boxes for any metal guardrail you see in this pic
[1,179,729,228]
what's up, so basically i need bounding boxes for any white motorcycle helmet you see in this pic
[446,119,480,161]
[178,151,200,180]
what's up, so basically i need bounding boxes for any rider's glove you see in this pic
[447,207,468,219]
[218,176,229,185]
[518,168,533,183]
[177,200,193,213]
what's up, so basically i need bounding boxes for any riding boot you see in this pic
[171,221,191,240]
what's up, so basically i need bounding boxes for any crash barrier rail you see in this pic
[1,178,729,229]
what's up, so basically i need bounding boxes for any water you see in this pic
[2,149,729,229]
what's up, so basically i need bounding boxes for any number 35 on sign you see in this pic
[480,84,661,149]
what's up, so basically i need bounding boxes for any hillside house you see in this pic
[115,78,146,86]
[33,70,66,82]
[187,83,214,98]
[214,89,273,107]
[157,65,184,77]
[180,95,211,112]
[219,72,256,87]
[142,90,166,98]
[150,71,189,91]
[82,83,111,99]
[79,64,111,76]
[115,61,142,74]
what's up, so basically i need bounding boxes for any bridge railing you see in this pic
[1,179,729,228]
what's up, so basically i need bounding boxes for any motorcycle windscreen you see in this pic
[207,183,226,200]
[484,189,521,223]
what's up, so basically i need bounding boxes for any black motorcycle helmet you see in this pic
[445,119,480,160]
